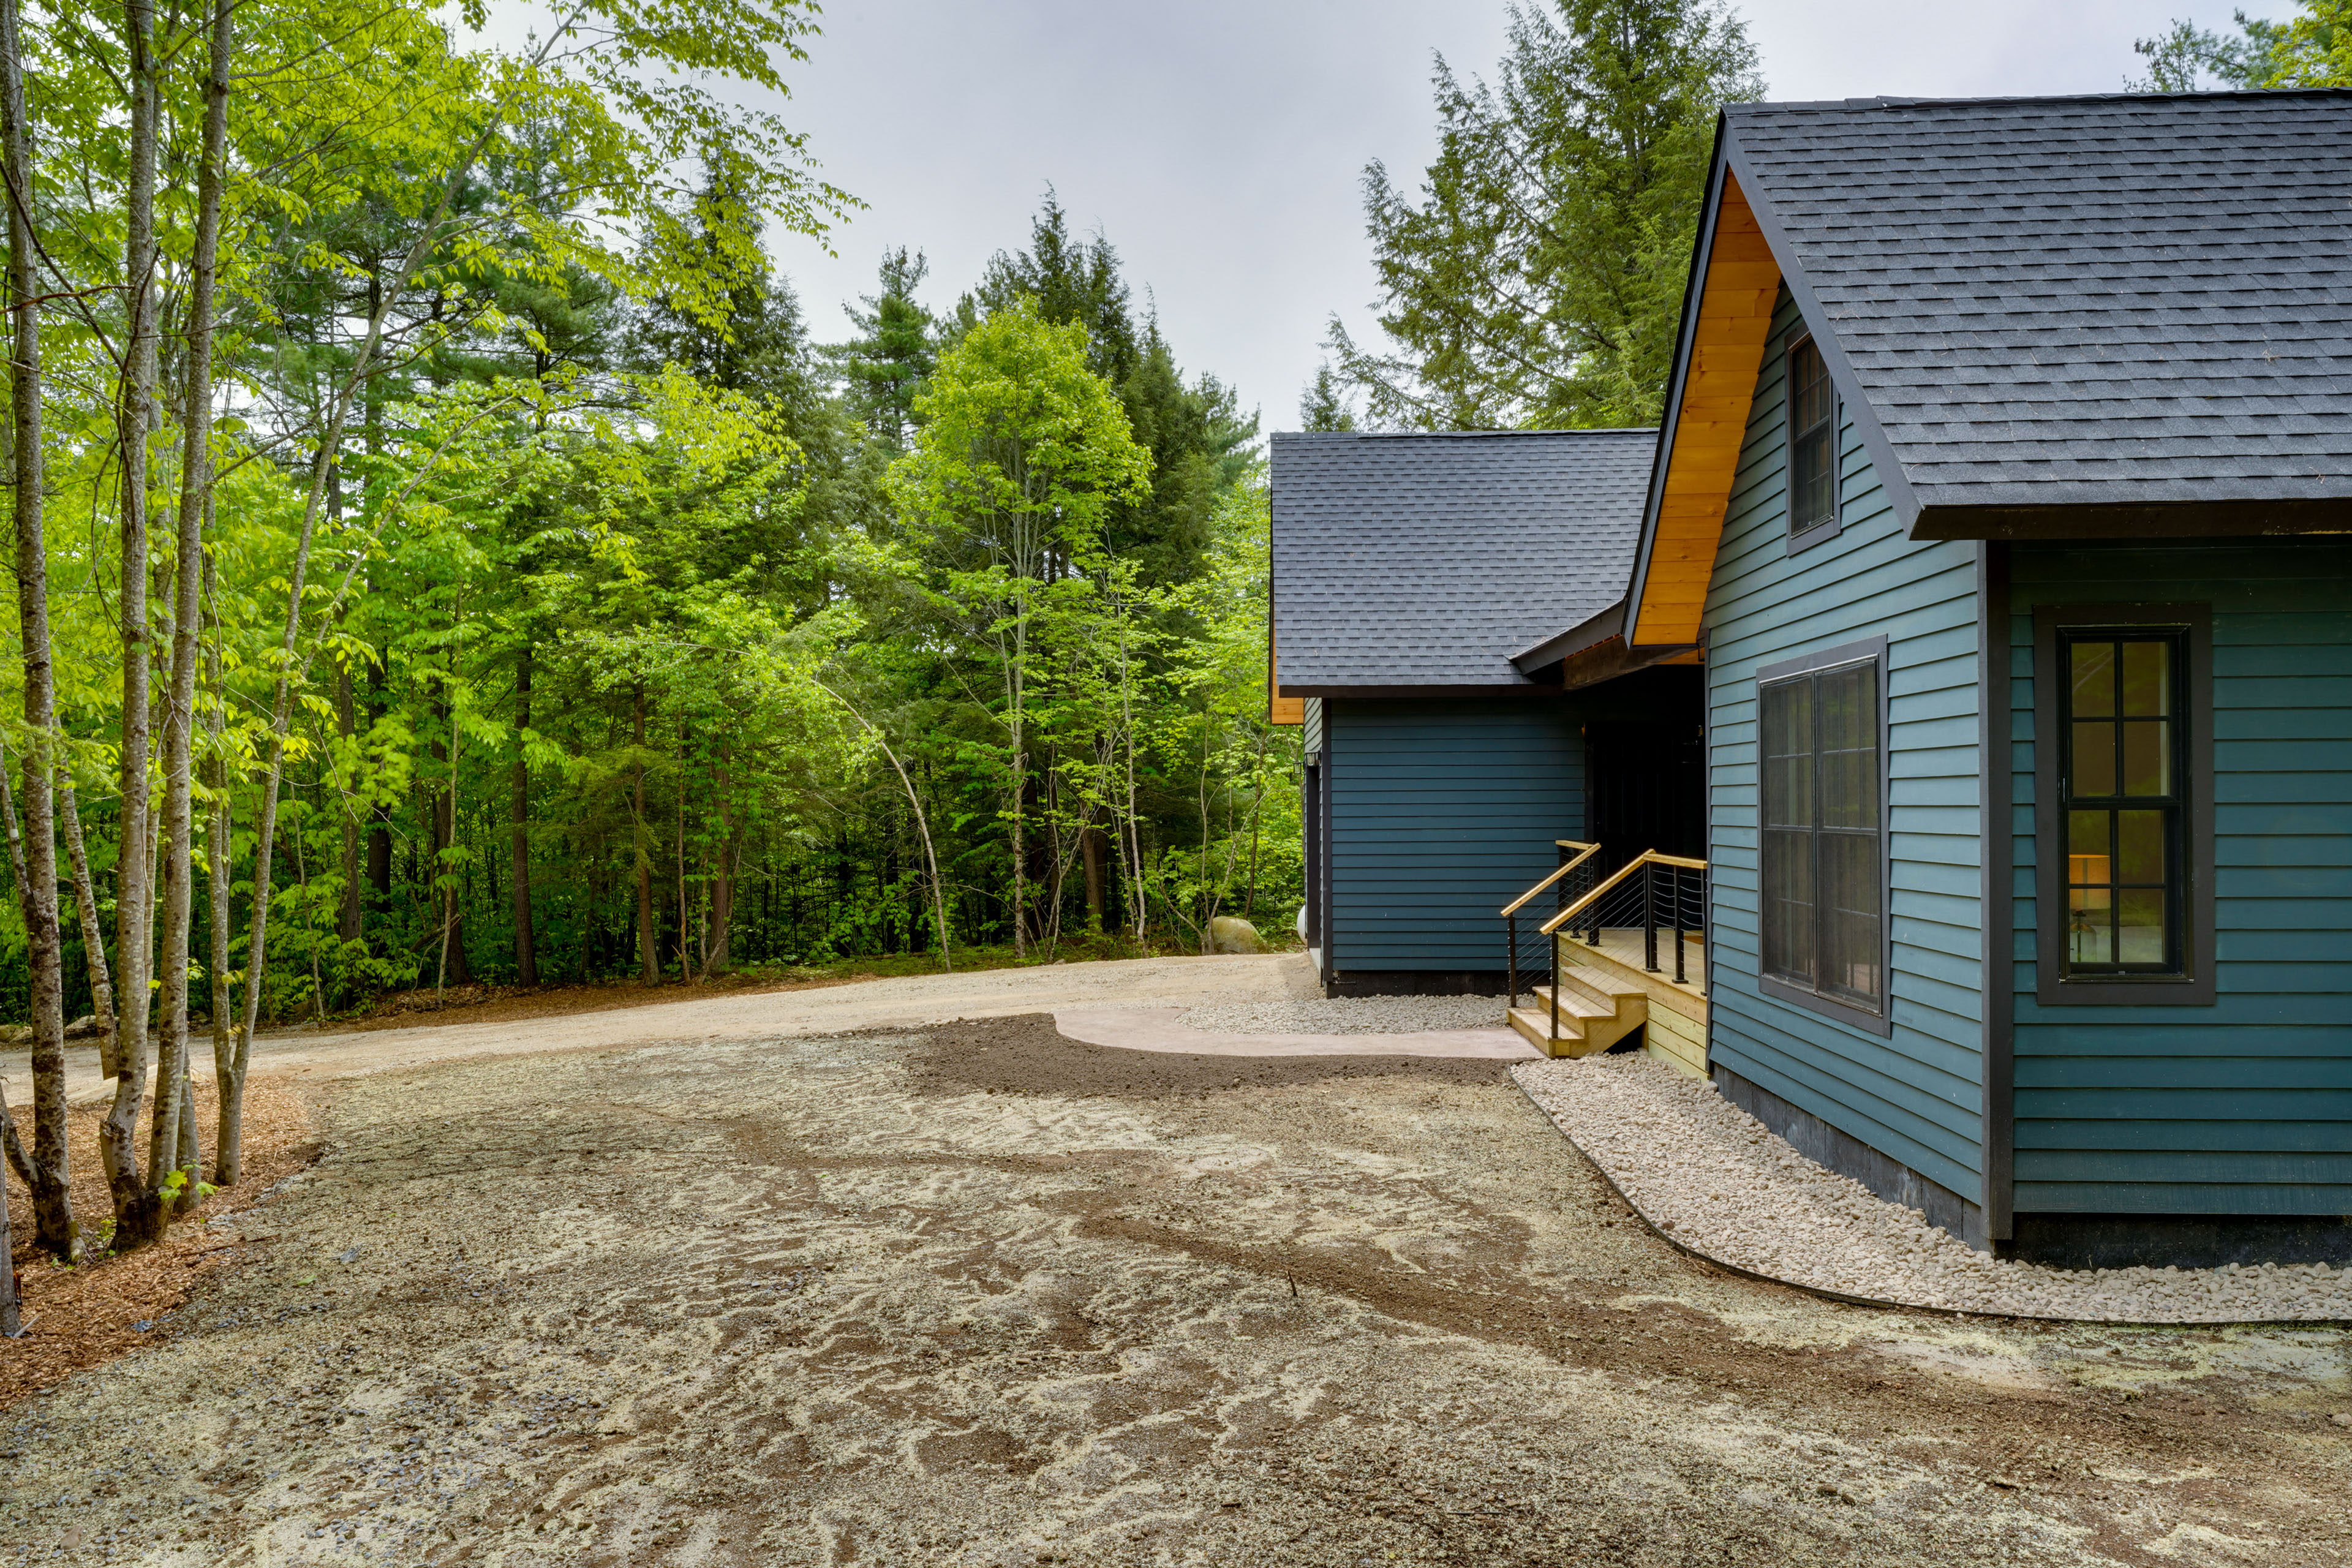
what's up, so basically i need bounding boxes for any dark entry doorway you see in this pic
[1584,719,1705,875]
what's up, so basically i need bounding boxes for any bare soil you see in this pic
[915,1013,1515,1098]
[0,988,2345,1567]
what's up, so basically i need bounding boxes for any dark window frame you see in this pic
[1785,331,1842,557]
[1754,635,1893,1038]
[2032,605,2215,1006]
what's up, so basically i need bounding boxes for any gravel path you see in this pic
[1516,1054,2352,1324]
[1180,995,1505,1036]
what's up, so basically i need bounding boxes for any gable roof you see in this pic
[1627,88,2352,645]
[1271,429,1655,692]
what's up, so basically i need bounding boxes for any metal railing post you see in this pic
[1672,866,1688,985]
[1548,933,1560,1047]
[1506,913,1518,1008]
[1643,862,1660,972]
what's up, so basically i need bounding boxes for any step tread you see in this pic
[1507,1007,1611,1058]
[1524,987,1611,1019]
[1557,962,1649,1001]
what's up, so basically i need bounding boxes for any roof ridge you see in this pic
[1728,88,2352,115]
[1272,426,1657,440]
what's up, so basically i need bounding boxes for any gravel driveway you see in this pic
[1,995,2348,1566]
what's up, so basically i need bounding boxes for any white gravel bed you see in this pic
[1516,1053,2352,1324]
[1181,995,1507,1036]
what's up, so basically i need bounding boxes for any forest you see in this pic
[0,0,1287,1274]
[1,0,2345,1283]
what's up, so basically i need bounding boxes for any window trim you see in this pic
[1785,331,1843,557]
[2032,604,2216,1008]
[1754,634,1893,1038]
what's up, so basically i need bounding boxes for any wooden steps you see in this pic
[1507,963,1649,1058]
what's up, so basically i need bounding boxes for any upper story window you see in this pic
[1787,334,1838,542]
[1758,641,1887,1027]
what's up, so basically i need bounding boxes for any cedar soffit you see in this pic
[1628,172,1779,647]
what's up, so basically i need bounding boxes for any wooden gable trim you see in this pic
[1627,170,1779,647]
[1268,620,1303,725]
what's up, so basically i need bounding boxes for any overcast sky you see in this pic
[756,0,2290,435]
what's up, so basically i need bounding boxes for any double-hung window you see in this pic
[2059,633,2185,974]
[1787,334,1839,547]
[1758,640,1887,1026]
[2034,607,2213,1005]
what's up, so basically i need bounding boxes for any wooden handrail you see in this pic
[1499,840,1600,917]
[1539,848,1707,935]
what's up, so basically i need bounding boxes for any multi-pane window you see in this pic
[1787,336,1838,538]
[1760,657,1883,1011]
[2060,632,2186,975]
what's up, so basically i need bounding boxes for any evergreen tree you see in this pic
[967,194,1140,383]
[627,187,867,580]
[832,247,937,450]
[1325,0,1760,430]
[1299,363,1358,432]
[959,199,1257,585]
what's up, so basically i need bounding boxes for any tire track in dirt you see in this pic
[0,1017,2343,1567]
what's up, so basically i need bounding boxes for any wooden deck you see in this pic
[1573,927,1705,1000]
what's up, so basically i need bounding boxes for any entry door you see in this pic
[1583,722,1706,875]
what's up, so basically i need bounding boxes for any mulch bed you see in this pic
[910,1012,1515,1099]
[2,1076,318,1409]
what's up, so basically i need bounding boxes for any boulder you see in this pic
[0,1023,28,1047]
[1208,916,1262,954]
[63,1014,102,1039]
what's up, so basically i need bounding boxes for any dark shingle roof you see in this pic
[1271,429,1654,688]
[1725,90,2352,522]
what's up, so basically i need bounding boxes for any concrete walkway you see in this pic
[1054,1006,1537,1059]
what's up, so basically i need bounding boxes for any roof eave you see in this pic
[1276,681,1565,699]
[1510,599,1626,674]
[1912,496,2352,541]
[1621,121,1734,650]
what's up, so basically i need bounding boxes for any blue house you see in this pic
[1278,88,2352,1268]
[1268,429,1702,1001]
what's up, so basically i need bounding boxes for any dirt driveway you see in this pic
[2,970,2348,1566]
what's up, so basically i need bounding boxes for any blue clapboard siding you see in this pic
[1703,290,1988,1205]
[1327,699,1582,970]
[2008,541,2352,1215]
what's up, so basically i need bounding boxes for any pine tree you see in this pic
[1299,363,1358,432]
[967,194,1140,383]
[832,247,937,451]
[1325,0,1760,431]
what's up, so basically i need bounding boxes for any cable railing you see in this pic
[1540,850,1707,987]
[1499,840,1602,1008]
